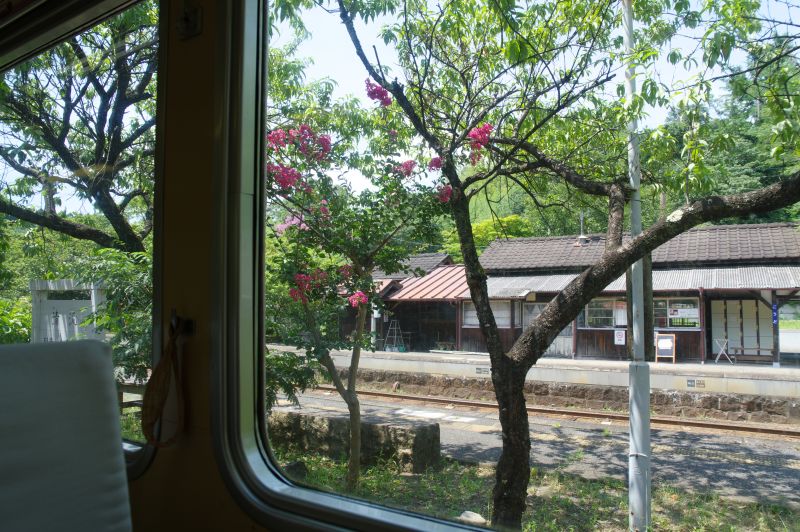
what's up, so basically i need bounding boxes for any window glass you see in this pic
[654,298,700,329]
[463,300,511,328]
[586,299,614,328]
[654,299,668,328]
[668,298,700,328]
[524,302,571,337]
[0,1,159,444]
[462,301,480,327]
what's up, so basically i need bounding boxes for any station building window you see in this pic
[577,297,700,330]
[578,298,627,328]
[655,298,700,328]
[463,300,512,328]
[524,302,572,337]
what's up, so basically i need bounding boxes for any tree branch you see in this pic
[495,138,617,197]
[510,169,800,367]
[0,197,120,249]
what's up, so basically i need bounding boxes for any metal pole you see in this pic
[622,0,651,530]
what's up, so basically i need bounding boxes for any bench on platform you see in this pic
[729,347,774,364]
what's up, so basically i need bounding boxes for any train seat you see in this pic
[0,340,132,532]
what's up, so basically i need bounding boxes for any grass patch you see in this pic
[780,319,800,330]
[120,407,145,442]
[273,447,798,531]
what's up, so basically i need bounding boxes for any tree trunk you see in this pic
[491,356,531,529]
[448,193,533,528]
[345,304,368,491]
[345,391,361,491]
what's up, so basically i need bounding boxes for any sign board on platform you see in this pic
[655,333,676,363]
[614,329,626,345]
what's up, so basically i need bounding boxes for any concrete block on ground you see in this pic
[267,410,440,473]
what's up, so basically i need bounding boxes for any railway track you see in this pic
[316,385,800,438]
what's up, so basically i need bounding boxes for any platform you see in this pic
[269,345,800,399]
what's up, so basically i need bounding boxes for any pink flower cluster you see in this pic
[267,124,331,161]
[348,290,368,308]
[339,264,354,279]
[366,79,392,107]
[467,123,493,165]
[396,160,416,177]
[468,123,493,149]
[275,214,309,235]
[267,163,302,189]
[267,129,287,148]
[428,157,442,171]
[289,269,329,303]
[288,287,306,303]
[437,184,453,203]
[319,199,330,216]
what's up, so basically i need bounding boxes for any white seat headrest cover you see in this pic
[0,340,132,532]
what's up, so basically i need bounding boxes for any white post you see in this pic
[371,306,381,349]
[622,0,651,530]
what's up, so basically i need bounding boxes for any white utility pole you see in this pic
[622,0,651,530]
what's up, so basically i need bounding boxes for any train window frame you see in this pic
[211,2,475,529]
[0,0,163,479]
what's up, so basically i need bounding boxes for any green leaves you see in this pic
[68,247,153,383]
[703,31,735,67]
[0,297,31,344]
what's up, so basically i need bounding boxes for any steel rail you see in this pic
[315,385,800,438]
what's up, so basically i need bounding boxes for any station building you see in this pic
[375,223,800,366]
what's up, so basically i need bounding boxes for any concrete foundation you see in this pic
[341,369,800,426]
[268,345,800,425]
[267,410,440,473]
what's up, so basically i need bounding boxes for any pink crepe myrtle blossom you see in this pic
[437,184,453,203]
[294,273,313,293]
[316,135,332,159]
[267,129,288,150]
[319,199,330,216]
[275,214,309,235]
[288,287,307,303]
[289,123,315,144]
[267,163,302,189]
[467,123,493,150]
[339,264,354,279]
[310,269,328,284]
[288,124,322,160]
[365,79,392,107]
[296,180,314,194]
[467,123,493,165]
[428,157,442,171]
[395,160,416,177]
[388,129,398,141]
[348,291,368,307]
[289,270,329,303]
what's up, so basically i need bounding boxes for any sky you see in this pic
[3,1,798,214]
[272,1,799,127]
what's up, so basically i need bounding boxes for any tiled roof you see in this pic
[468,266,800,297]
[373,252,452,280]
[479,223,800,273]
[385,265,468,301]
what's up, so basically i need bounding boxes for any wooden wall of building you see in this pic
[575,329,702,361]
[460,327,521,353]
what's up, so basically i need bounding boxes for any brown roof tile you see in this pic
[479,223,800,273]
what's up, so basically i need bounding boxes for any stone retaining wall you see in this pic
[268,410,440,472]
[337,369,800,425]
